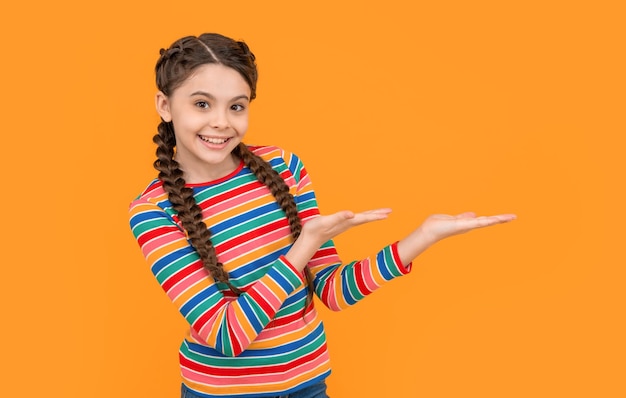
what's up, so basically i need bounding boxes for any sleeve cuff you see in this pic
[276,255,306,286]
[390,241,412,274]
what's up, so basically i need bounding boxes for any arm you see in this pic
[280,152,410,310]
[280,154,516,311]
[129,199,305,357]
[288,209,516,311]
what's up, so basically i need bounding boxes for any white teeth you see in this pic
[199,136,229,144]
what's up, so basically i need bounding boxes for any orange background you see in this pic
[2,1,625,397]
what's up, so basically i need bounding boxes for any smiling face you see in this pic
[156,63,252,183]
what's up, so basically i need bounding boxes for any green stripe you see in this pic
[180,330,326,367]
[132,219,170,237]
[212,209,285,244]
[383,246,403,278]
[345,266,365,301]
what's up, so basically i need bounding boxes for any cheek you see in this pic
[233,116,249,135]
[173,113,204,133]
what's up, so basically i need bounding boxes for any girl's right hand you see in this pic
[301,208,392,246]
[285,209,392,271]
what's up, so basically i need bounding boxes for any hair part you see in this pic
[153,33,315,310]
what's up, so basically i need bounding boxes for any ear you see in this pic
[155,91,172,122]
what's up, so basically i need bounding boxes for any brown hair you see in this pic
[152,33,315,309]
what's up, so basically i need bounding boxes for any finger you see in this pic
[351,211,391,225]
[359,208,393,216]
[333,210,355,220]
[480,214,517,224]
[455,212,476,219]
[463,214,516,229]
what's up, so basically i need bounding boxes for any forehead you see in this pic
[176,63,251,98]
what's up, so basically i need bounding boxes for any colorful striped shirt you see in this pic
[128,146,412,397]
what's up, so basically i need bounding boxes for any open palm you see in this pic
[420,212,517,244]
[301,208,392,246]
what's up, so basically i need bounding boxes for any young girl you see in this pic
[128,33,516,398]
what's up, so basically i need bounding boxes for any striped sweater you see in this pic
[128,146,412,397]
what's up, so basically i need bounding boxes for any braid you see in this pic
[234,144,316,310]
[153,121,241,295]
[153,33,311,308]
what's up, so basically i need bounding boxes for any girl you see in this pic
[128,33,515,398]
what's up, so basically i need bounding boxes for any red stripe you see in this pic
[192,297,227,334]
[246,288,275,317]
[351,261,371,296]
[198,180,265,210]
[299,167,308,180]
[218,219,289,252]
[267,307,306,328]
[161,262,203,292]
[391,242,411,274]
[137,225,180,247]
[319,267,339,302]
[143,180,163,195]
[311,247,337,261]
[226,316,243,356]
[180,343,326,376]
[299,208,319,219]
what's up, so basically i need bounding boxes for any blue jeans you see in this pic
[181,380,329,398]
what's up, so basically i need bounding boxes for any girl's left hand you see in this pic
[397,212,517,265]
[420,212,517,245]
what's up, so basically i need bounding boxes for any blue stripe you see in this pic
[228,246,289,279]
[377,250,394,280]
[295,191,315,204]
[151,245,196,275]
[288,153,301,177]
[267,266,298,293]
[239,297,264,332]
[340,267,358,305]
[210,201,283,235]
[129,209,168,226]
[179,285,219,317]
[186,321,326,358]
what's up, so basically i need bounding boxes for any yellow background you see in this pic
[2,1,624,397]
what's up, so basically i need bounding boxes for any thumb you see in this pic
[335,210,355,220]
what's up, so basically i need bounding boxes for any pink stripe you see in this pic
[252,283,282,311]
[142,231,182,257]
[359,257,380,292]
[322,268,340,310]
[297,173,311,190]
[224,305,252,352]
[167,268,210,300]
[252,146,279,157]
[197,310,225,342]
[181,349,329,386]
[256,309,318,341]
[219,227,292,263]
[308,253,341,268]
[208,185,269,214]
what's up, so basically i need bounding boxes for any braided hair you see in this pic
[153,33,315,309]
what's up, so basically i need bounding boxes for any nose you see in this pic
[209,108,230,130]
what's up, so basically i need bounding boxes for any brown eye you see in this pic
[231,104,245,112]
[195,101,209,109]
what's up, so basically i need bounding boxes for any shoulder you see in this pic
[248,145,305,176]
[129,178,169,212]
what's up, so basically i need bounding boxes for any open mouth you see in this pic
[199,136,231,144]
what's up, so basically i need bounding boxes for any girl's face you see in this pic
[156,63,251,183]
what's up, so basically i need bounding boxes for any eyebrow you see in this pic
[190,91,249,102]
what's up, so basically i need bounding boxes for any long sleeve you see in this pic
[284,150,413,311]
[128,146,411,396]
[129,181,305,357]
